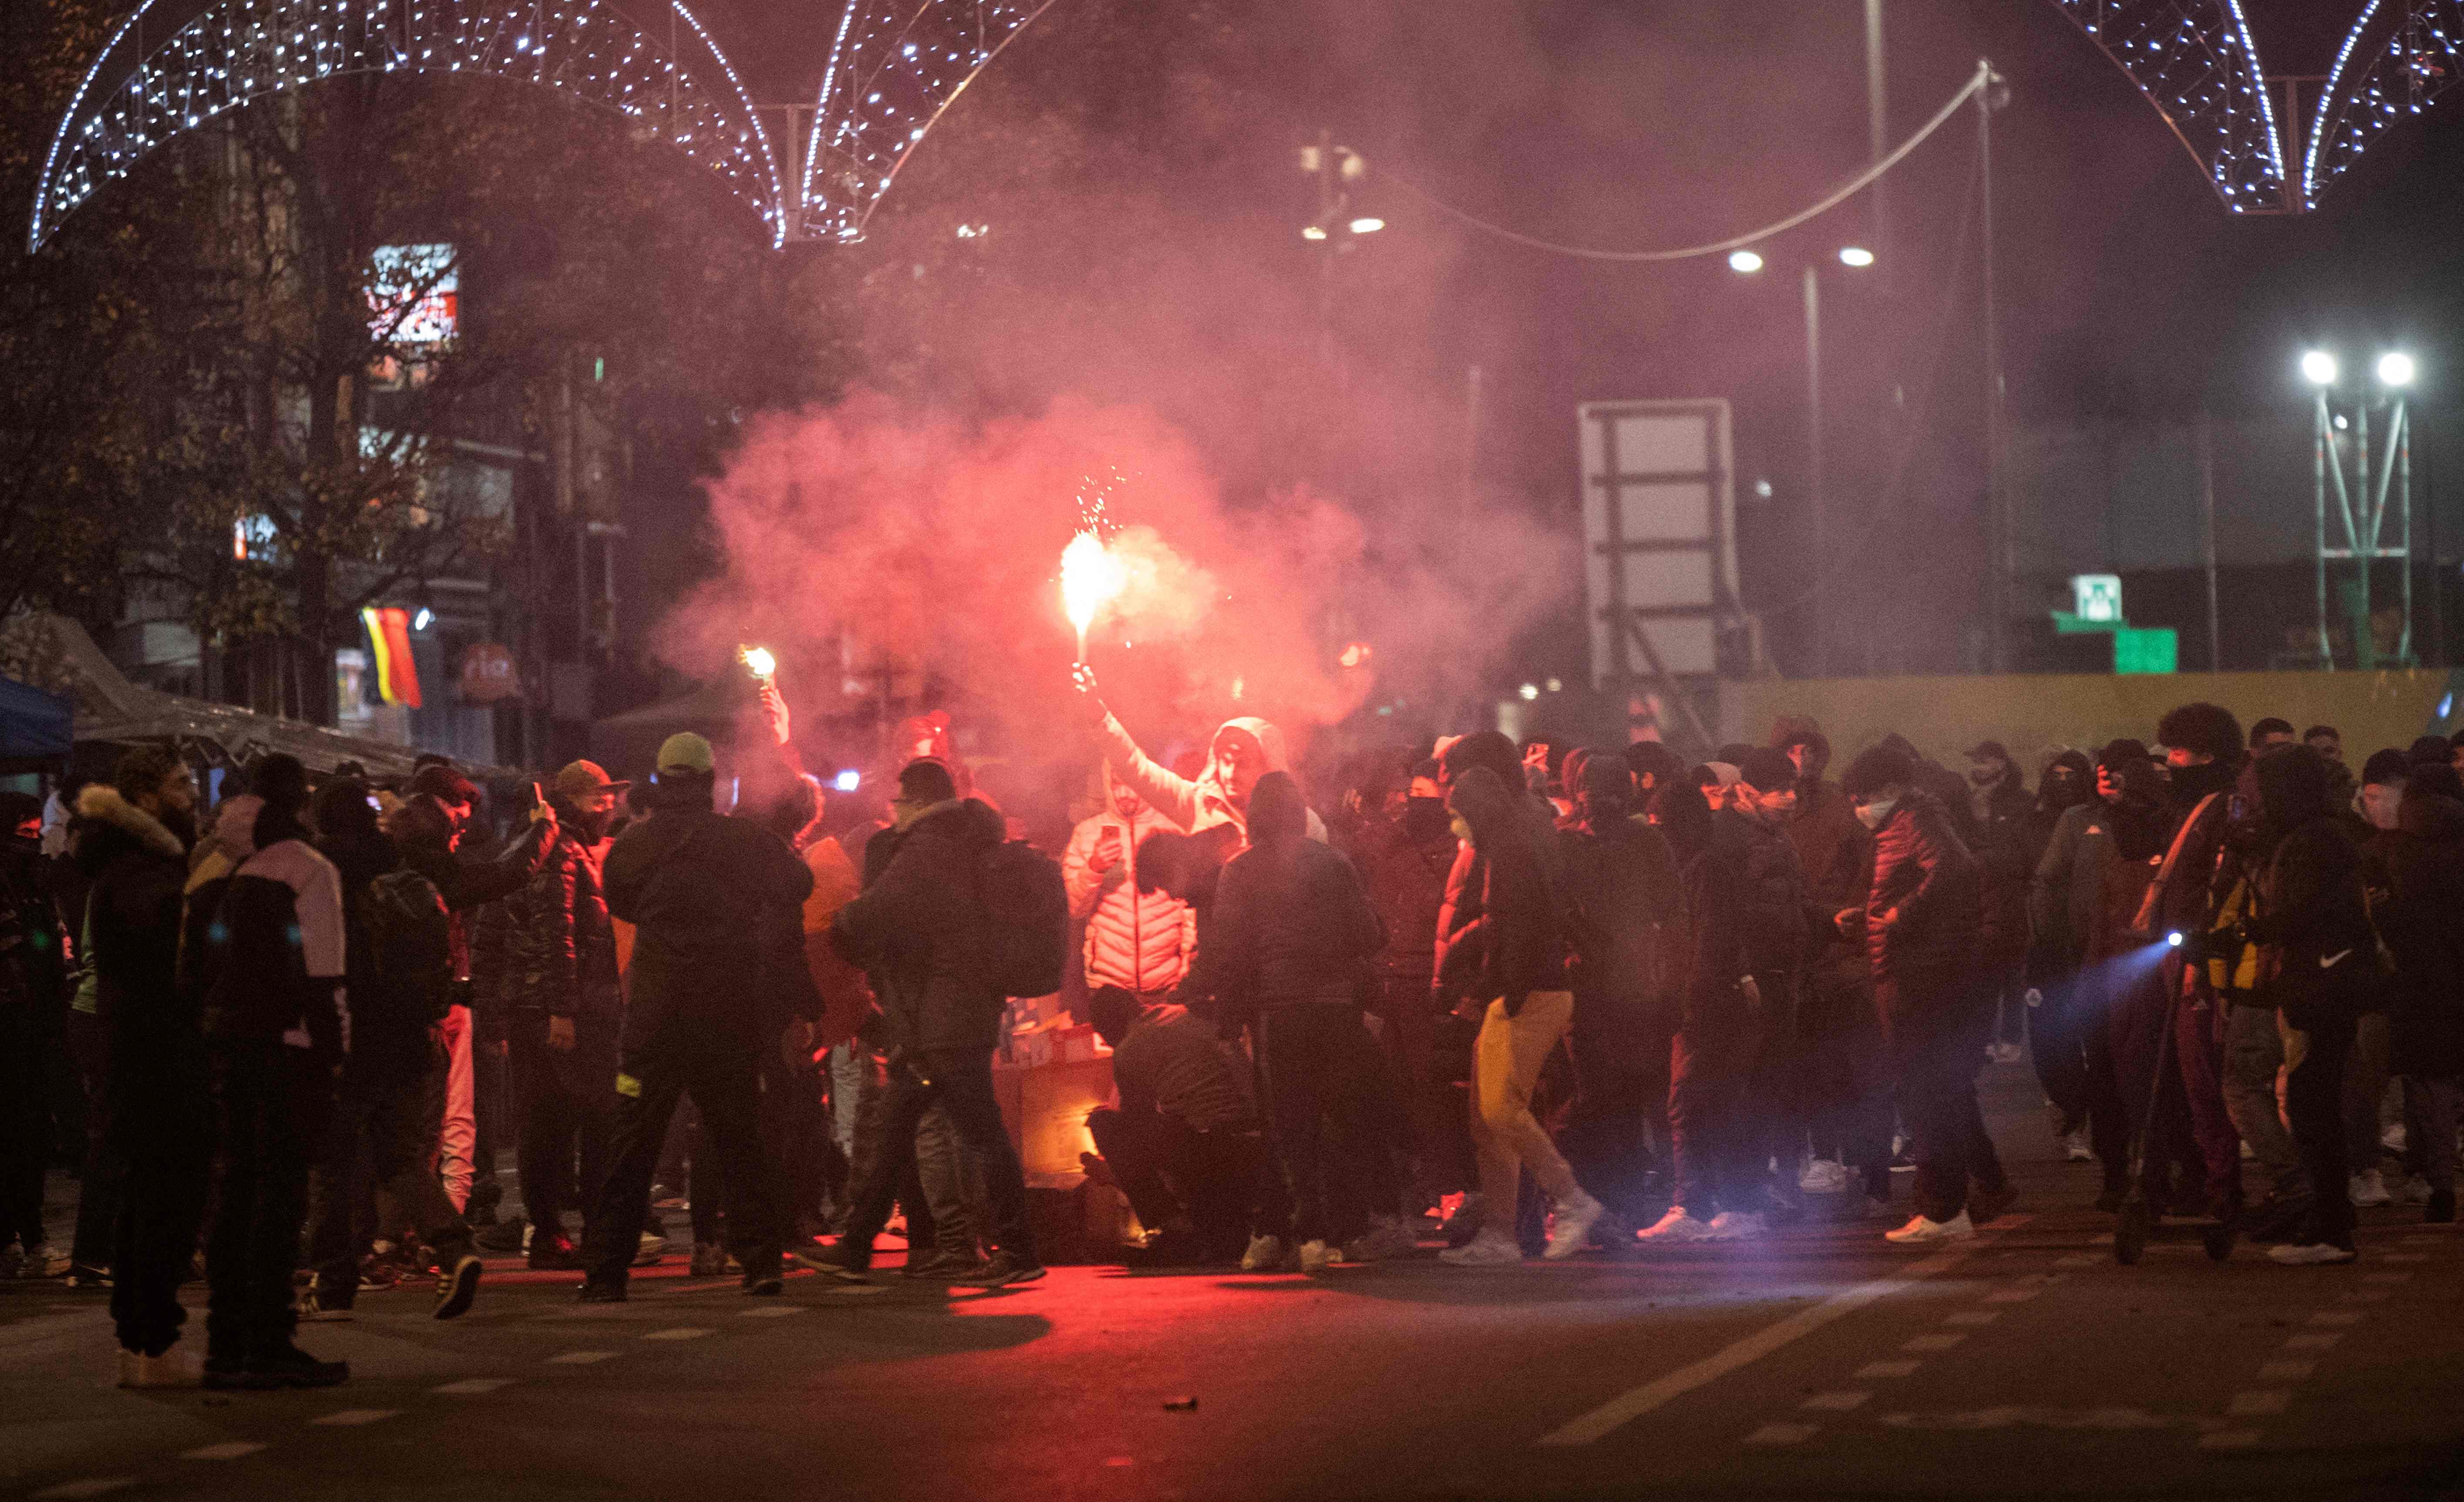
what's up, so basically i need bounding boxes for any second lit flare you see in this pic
[1060,530,1128,664]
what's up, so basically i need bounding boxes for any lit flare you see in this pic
[1059,530,1127,663]
[739,645,777,681]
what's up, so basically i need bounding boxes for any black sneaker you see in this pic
[202,1352,278,1391]
[527,1237,583,1273]
[740,1270,785,1297]
[1968,1184,2017,1226]
[434,1251,483,1320]
[903,1251,988,1281]
[576,1279,627,1303]
[952,1252,1046,1288]
[791,1243,872,1283]
[249,1341,350,1387]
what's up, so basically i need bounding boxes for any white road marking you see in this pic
[2307,1311,2364,1327]
[546,1350,619,1364]
[1902,1333,1968,1353]
[2227,1391,2290,1417]
[433,1378,515,1394]
[1743,1422,1819,1445]
[1536,1233,2013,1446]
[2284,1333,2344,1352]
[2052,1253,2101,1268]
[311,1409,401,1427]
[643,1327,712,1341]
[1801,1391,1872,1412]
[182,1442,267,1461]
[2257,1361,2313,1382]
[30,1480,135,1499]
[2199,1429,2264,1450]
[1944,1310,2002,1327]
[1854,1361,1922,1379]
[740,1307,801,1318]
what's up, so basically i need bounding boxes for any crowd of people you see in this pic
[2,675,2460,1391]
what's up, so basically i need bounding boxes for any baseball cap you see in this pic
[656,733,715,777]
[553,759,629,802]
[408,762,479,807]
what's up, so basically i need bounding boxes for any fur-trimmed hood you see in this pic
[71,784,186,873]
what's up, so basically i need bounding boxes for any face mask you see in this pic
[1402,796,1451,842]
[1854,798,1898,831]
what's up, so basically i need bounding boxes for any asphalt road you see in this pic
[8,1063,2464,1502]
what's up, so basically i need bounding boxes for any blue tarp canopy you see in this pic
[0,674,74,768]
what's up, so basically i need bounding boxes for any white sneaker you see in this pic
[1438,1229,1523,1266]
[1797,1159,1851,1195]
[1705,1210,1764,1241]
[2398,1175,2435,1206]
[117,1348,200,1388]
[1239,1234,1291,1273]
[17,1243,71,1279]
[1342,1215,1420,1263]
[2383,1121,2410,1154]
[1885,1210,1975,1244]
[634,1229,668,1266]
[1636,1206,1719,1244]
[2063,1133,2094,1164]
[2351,1170,2392,1208]
[1296,1239,1337,1276]
[1543,1192,1606,1260]
[1990,1043,2025,1066]
[2267,1241,2357,1266]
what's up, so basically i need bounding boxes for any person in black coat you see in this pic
[807,757,1044,1288]
[1839,744,2011,1244]
[0,791,68,1278]
[579,734,816,1301]
[68,748,203,1386]
[1555,756,1684,1235]
[2383,763,2464,1222]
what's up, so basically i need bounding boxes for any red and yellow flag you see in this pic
[361,607,423,708]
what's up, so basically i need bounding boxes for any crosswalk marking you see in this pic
[181,1442,266,1461]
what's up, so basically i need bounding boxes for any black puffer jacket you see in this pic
[1558,807,1683,1008]
[473,805,620,1023]
[831,798,1010,1055]
[1849,788,1981,1035]
[2383,791,2464,1076]
[1684,806,1813,1012]
[1203,773,1384,1021]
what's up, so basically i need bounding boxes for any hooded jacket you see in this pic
[1356,800,1458,985]
[1685,804,1814,1016]
[1200,772,1384,1022]
[1097,711,1327,844]
[2244,750,2380,1028]
[1971,761,2037,964]
[2030,770,2169,978]
[1443,768,1568,1008]
[2383,788,2464,1076]
[182,804,349,1056]
[472,795,621,1023]
[1062,799,1196,996]
[1557,799,1683,1010]
[395,797,555,984]
[605,781,817,1053]
[831,797,1010,1055]
[70,785,194,1083]
[1846,787,1982,1034]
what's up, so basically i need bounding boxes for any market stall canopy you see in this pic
[0,674,73,771]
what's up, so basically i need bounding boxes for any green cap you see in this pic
[656,732,715,776]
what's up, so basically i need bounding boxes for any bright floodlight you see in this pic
[2302,350,2339,387]
[1348,217,1386,235]
[2380,352,2417,387]
[1301,225,1329,241]
[1838,246,1875,267]
[1728,249,1765,274]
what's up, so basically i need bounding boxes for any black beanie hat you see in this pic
[1737,747,1798,795]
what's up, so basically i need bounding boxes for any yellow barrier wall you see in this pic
[1722,670,2460,770]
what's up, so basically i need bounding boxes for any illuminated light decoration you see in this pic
[30,0,785,252]
[2043,0,2290,213]
[801,0,1059,243]
[2306,0,2464,207]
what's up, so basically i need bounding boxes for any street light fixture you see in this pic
[1838,245,1876,268]
[2302,350,2339,387]
[2379,351,2416,387]
[1347,217,1385,236]
[1300,225,1328,242]
[1727,249,1764,275]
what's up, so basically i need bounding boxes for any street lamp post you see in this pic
[2306,349,2417,669]
[1731,245,1874,677]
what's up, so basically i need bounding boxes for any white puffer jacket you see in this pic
[1061,806,1197,995]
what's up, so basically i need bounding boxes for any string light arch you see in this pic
[2306,0,2464,203]
[30,0,786,253]
[2045,0,2292,213]
[799,0,1058,242]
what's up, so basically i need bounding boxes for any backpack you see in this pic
[364,868,454,1031]
[973,839,1067,999]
